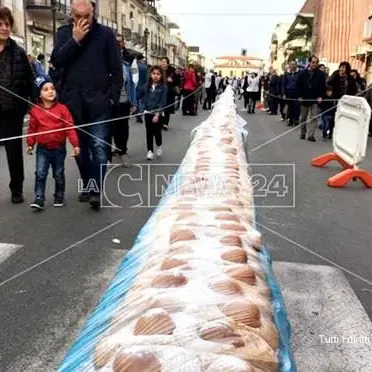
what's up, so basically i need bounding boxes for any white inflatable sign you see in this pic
[312,95,372,188]
[333,95,371,166]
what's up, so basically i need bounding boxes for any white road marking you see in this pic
[0,243,22,265]
[274,262,372,371]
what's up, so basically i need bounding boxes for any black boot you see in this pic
[11,191,24,204]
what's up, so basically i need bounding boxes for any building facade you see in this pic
[165,30,188,67]
[359,7,372,83]
[214,56,264,78]
[289,0,372,77]
[315,0,372,78]
[188,46,205,68]
[2,0,197,69]
[283,1,313,68]
[24,0,118,63]
[269,23,291,73]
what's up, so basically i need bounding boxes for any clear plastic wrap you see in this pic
[58,87,296,372]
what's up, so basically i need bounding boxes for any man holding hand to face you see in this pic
[51,0,123,210]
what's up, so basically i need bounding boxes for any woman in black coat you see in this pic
[350,69,366,94]
[0,7,34,203]
[161,57,178,130]
[328,62,357,99]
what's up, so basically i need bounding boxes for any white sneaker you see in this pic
[156,146,163,158]
[120,154,131,168]
[147,151,154,161]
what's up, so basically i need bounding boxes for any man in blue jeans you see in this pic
[51,0,123,209]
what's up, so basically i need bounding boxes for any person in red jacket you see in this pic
[27,76,80,210]
[182,64,199,115]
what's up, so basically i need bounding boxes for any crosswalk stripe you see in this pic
[274,261,372,370]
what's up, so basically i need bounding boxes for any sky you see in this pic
[158,0,306,60]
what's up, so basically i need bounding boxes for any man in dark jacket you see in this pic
[278,73,287,120]
[0,6,34,203]
[51,0,123,209]
[241,73,249,109]
[117,35,135,65]
[135,54,148,123]
[296,55,326,141]
[161,56,178,130]
[282,61,300,126]
[268,69,280,115]
[260,73,270,111]
[174,68,182,110]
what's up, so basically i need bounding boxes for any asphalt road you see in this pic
[1,103,371,371]
[246,108,372,321]
[0,109,209,371]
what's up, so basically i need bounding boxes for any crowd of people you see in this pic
[2,1,372,212]
[0,2,210,211]
[227,56,371,142]
[261,57,368,142]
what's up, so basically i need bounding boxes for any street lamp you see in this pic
[144,28,149,62]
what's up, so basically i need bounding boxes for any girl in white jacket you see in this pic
[247,73,261,113]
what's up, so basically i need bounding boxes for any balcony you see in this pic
[351,43,372,56]
[285,37,310,50]
[166,35,178,47]
[166,18,179,29]
[145,2,158,16]
[26,0,70,19]
[363,19,372,43]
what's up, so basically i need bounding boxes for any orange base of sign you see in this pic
[311,152,352,170]
[328,168,372,188]
[311,152,372,188]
